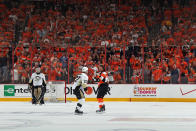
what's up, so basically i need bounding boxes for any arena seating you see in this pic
[0,0,195,84]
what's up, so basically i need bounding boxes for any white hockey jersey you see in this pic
[72,73,88,90]
[30,73,46,86]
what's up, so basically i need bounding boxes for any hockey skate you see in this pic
[39,103,45,106]
[74,108,83,115]
[39,99,45,105]
[96,105,105,113]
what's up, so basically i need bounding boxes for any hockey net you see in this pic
[45,80,67,103]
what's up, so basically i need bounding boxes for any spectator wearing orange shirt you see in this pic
[188,67,196,84]
[162,70,171,84]
[50,66,61,81]
[152,66,162,84]
[131,70,141,84]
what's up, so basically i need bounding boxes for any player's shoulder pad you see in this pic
[103,72,106,74]
[40,73,45,76]
[31,73,36,77]
[101,72,107,77]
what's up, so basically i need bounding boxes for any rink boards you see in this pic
[0,84,196,102]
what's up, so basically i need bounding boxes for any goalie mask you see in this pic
[36,67,41,74]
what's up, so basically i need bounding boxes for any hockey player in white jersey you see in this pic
[28,67,46,105]
[73,66,89,114]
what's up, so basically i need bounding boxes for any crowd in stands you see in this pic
[0,0,195,84]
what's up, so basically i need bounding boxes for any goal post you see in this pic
[45,80,67,103]
[65,81,66,103]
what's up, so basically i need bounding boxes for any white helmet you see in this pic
[82,67,88,73]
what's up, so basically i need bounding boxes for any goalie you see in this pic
[28,67,46,105]
[73,66,89,115]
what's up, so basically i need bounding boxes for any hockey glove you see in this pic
[73,89,76,95]
[84,87,88,92]
[93,76,100,82]
[28,85,32,93]
[84,87,93,95]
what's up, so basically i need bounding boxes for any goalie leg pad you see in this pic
[32,86,45,104]
[31,87,37,104]
[40,86,46,104]
[34,87,41,103]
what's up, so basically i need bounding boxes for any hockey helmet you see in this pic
[35,67,41,73]
[82,66,88,73]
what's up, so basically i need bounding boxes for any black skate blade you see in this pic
[96,111,105,114]
[74,112,83,115]
[74,112,88,115]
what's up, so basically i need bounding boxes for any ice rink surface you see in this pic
[0,102,196,131]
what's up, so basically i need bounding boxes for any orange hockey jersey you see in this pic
[97,72,109,87]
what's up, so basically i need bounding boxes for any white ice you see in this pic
[0,102,196,131]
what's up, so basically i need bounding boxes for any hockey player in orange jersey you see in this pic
[95,66,109,113]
